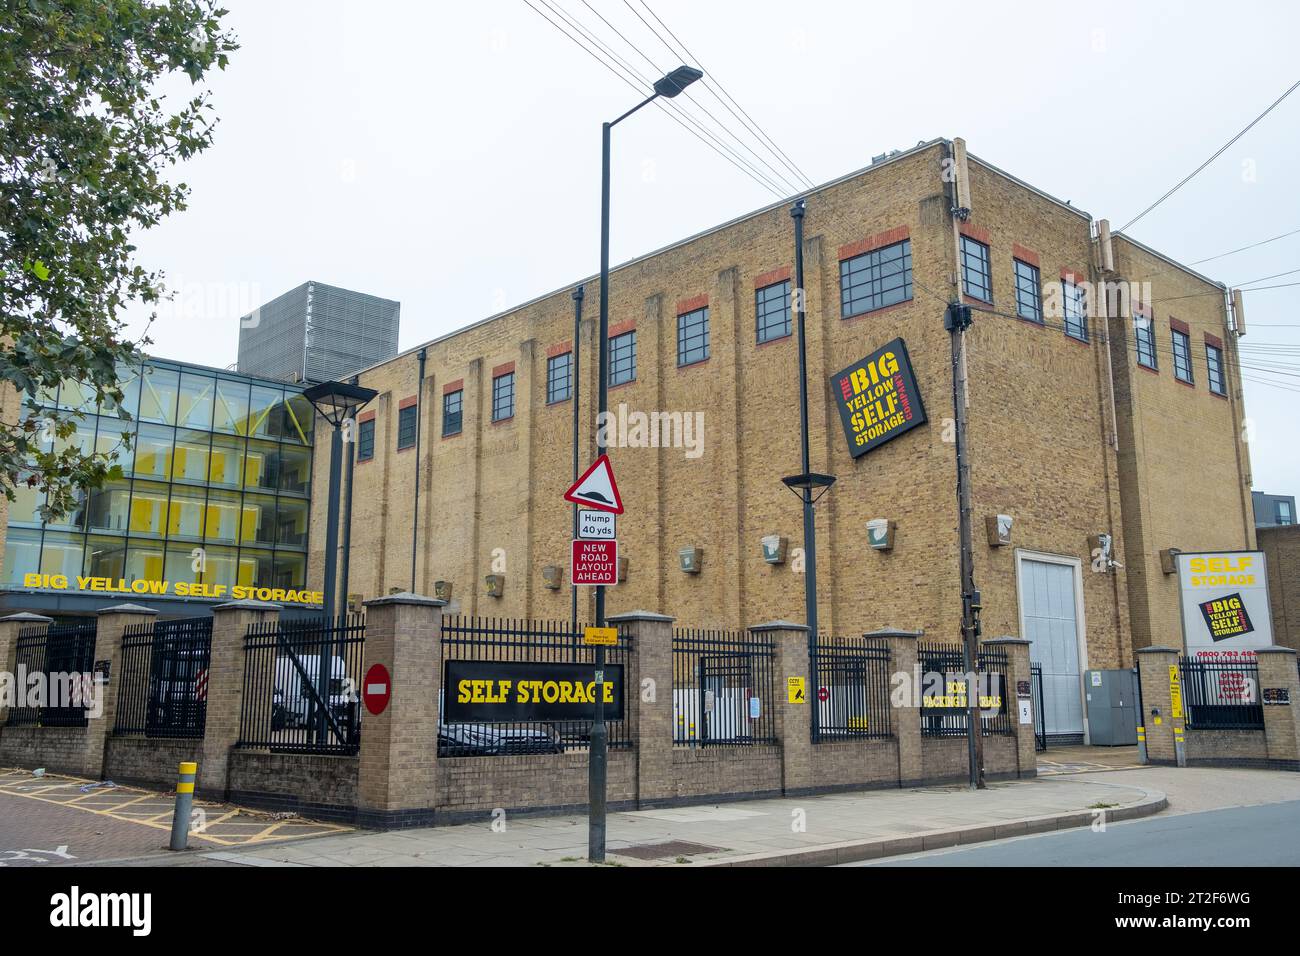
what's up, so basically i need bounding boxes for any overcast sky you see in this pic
[123,0,1300,496]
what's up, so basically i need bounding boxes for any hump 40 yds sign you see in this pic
[830,337,926,458]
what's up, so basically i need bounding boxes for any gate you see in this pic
[1030,662,1047,752]
[115,616,213,738]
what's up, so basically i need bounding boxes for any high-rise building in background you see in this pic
[237,281,400,384]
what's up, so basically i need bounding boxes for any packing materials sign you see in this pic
[1176,551,1274,657]
[830,337,926,458]
[443,660,624,722]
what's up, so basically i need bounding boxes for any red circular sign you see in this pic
[817,686,829,702]
[362,663,391,715]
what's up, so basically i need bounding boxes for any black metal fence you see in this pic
[236,614,366,755]
[1030,662,1047,752]
[114,617,213,738]
[918,642,1013,738]
[671,627,777,747]
[1179,657,1264,730]
[440,616,633,756]
[811,636,892,742]
[6,621,97,728]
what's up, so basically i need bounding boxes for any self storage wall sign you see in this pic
[444,659,625,722]
[1176,551,1275,657]
[830,337,926,458]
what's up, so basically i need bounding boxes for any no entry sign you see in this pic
[363,663,391,715]
[572,539,618,585]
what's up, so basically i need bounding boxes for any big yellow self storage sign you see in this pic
[830,337,927,458]
[1175,551,1275,655]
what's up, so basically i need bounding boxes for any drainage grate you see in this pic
[612,840,724,860]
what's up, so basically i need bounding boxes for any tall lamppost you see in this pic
[589,64,703,863]
[302,379,378,746]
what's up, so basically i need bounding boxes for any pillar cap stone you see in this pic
[96,603,157,616]
[606,610,673,623]
[749,620,809,633]
[866,627,924,639]
[212,599,283,612]
[1137,646,1181,655]
[363,592,446,608]
[982,636,1030,646]
[0,612,53,624]
[1255,646,1298,656]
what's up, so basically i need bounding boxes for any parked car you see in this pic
[271,653,358,745]
[437,722,561,756]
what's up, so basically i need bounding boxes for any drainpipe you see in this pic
[338,374,359,613]
[411,349,427,592]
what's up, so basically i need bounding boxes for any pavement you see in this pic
[9,751,1300,868]
[89,773,1168,868]
[0,768,351,867]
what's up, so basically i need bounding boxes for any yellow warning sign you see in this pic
[583,626,618,646]
[1168,665,1184,720]
[787,676,806,704]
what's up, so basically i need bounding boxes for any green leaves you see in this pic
[1,0,238,521]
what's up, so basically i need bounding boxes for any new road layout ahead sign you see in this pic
[572,540,618,585]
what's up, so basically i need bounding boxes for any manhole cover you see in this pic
[613,840,724,860]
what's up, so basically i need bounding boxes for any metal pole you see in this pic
[169,761,197,850]
[947,304,985,790]
[571,286,584,630]
[318,423,343,745]
[588,120,612,863]
[411,349,426,592]
[791,199,819,738]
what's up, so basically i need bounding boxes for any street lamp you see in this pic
[589,64,703,864]
[303,379,378,747]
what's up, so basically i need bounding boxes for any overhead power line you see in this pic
[624,0,817,191]
[1119,77,1300,233]
[566,0,805,195]
[521,0,786,199]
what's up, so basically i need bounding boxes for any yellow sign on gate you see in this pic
[583,626,618,646]
[787,676,807,704]
[1168,665,1184,720]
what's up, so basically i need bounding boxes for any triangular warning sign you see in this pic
[564,454,623,514]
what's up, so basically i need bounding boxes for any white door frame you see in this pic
[1014,548,1091,745]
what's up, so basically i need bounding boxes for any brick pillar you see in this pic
[87,604,157,779]
[0,613,51,727]
[200,600,282,800]
[607,610,673,807]
[869,627,922,787]
[1257,647,1300,771]
[983,636,1036,779]
[753,621,812,795]
[1136,646,1181,764]
[357,592,445,828]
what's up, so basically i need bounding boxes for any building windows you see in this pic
[959,235,992,303]
[1013,260,1042,323]
[442,389,463,437]
[2,362,313,591]
[547,352,572,404]
[1063,281,1088,341]
[610,330,636,385]
[677,307,710,366]
[1279,500,1294,526]
[1206,343,1226,396]
[840,240,912,318]
[492,371,515,422]
[356,418,375,461]
[1135,315,1157,369]
[756,279,791,343]
[396,404,417,450]
[1172,328,1193,384]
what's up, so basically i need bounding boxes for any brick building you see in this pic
[309,137,1255,745]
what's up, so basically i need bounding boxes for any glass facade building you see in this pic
[4,359,315,598]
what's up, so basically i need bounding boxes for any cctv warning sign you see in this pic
[830,337,926,458]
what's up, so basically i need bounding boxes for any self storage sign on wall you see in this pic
[830,337,926,458]
[1176,551,1275,658]
[444,659,625,722]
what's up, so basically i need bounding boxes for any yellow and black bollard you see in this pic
[169,761,197,851]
